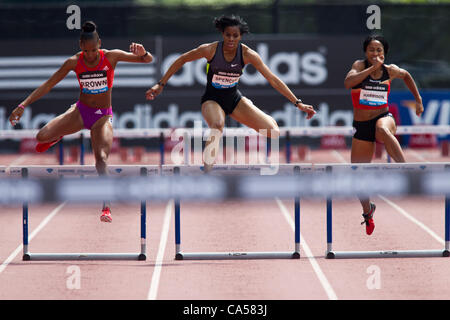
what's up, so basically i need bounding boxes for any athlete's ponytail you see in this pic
[80,21,100,43]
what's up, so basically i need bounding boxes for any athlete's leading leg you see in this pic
[375,116,405,162]
[35,103,84,151]
[90,116,114,222]
[230,97,280,164]
[230,97,280,138]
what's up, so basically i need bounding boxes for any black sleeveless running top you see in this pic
[205,41,245,92]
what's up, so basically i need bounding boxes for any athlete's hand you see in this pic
[145,83,164,100]
[415,100,424,117]
[371,55,384,69]
[9,106,24,126]
[298,103,316,120]
[129,42,146,57]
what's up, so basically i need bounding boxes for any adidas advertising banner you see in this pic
[0,36,448,133]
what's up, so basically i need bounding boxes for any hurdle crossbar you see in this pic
[21,167,148,261]
[323,163,450,259]
[1,125,448,140]
[2,125,448,166]
[172,165,302,260]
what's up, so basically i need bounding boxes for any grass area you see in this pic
[134,0,450,5]
[135,0,272,6]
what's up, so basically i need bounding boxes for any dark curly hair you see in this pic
[363,34,389,55]
[213,15,249,35]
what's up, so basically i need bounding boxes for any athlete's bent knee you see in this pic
[268,125,280,139]
[264,120,279,138]
[94,149,109,168]
[36,129,52,143]
[209,120,224,132]
[375,126,392,142]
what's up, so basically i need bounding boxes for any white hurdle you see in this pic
[16,165,157,261]
[4,162,450,261]
[1,125,448,165]
[0,166,6,177]
[169,164,307,260]
[320,162,450,259]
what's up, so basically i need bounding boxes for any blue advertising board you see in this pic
[389,91,450,143]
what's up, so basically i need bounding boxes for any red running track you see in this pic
[0,147,449,300]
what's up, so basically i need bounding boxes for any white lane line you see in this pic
[6,154,30,170]
[330,150,347,163]
[275,197,338,300]
[0,202,67,275]
[406,149,428,162]
[147,199,173,300]
[378,195,444,245]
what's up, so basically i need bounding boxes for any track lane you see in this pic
[154,200,332,300]
[0,147,448,300]
[0,202,170,299]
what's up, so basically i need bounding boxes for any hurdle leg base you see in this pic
[138,253,147,261]
[22,253,31,261]
[292,252,301,259]
[326,251,335,259]
[443,250,450,257]
[175,253,184,260]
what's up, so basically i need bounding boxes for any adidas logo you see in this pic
[95,109,103,115]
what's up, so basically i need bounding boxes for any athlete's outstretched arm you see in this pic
[109,43,153,64]
[388,64,423,116]
[245,47,316,119]
[9,57,76,126]
[146,43,215,100]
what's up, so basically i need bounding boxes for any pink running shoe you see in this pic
[100,207,112,223]
[361,202,376,235]
[36,136,62,153]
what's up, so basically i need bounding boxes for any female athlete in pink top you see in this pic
[9,21,153,222]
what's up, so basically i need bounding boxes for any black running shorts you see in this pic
[352,112,395,142]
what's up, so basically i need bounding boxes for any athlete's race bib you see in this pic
[79,70,109,94]
[359,84,388,106]
[211,72,240,89]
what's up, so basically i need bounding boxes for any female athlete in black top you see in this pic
[146,15,316,172]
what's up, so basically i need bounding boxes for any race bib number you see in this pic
[211,72,240,89]
[79,70,109,94]
[359,84,388,106]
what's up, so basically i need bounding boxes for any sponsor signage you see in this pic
[0,35,363,131]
